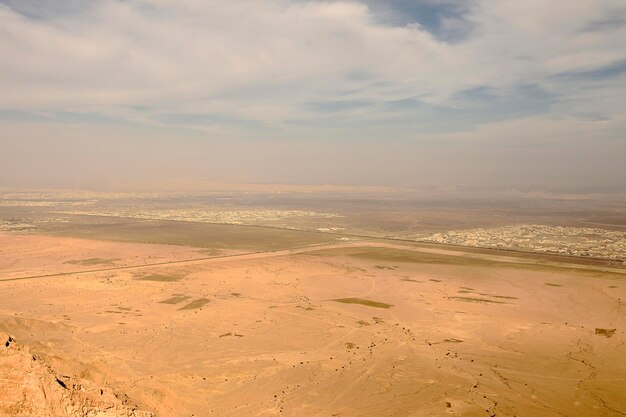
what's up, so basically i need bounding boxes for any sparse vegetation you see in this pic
[159,295,191,304]
[333,298,393,309]
[595,328,616,338]
[136,273,184,282]
[64,258,118,266]
[448,296,506,304]
[178,298,210,310]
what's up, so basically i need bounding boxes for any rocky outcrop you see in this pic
[0,333,155,417]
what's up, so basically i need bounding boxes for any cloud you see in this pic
[1,0,624,133]
[342,0,475,42]
[0,0,624,189]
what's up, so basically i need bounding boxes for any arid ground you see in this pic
[1,227,624,417]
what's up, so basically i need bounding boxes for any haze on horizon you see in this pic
[1,0,625,192]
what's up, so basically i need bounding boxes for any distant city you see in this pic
[421,225,626,262]
[2,199,624,262]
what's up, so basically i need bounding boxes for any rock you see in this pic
[0,332,156,417]
[0,332,15,348]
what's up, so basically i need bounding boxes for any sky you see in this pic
[0,0,625,191]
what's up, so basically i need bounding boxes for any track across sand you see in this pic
[2,238,625,283]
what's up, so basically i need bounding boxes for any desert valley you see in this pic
[1,191,624,416]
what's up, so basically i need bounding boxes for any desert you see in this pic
[1,219,624,416]
[2,0,626,415]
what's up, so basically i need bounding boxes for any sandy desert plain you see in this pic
[0,196,625,417]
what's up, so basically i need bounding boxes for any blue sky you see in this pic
[0,0,625,190]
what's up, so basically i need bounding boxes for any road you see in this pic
[2,238,625,283]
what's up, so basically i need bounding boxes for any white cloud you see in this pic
[0,0,624,135]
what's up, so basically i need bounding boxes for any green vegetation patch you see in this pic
[323,246,500,267]
[486,294,519,299]
[64,257,118,266]
[136,273,184,282]
[595,328,616,338]
[178,298,210,310]
[159,294,192,304]
[333,297,393,309]
[448,296,506,304]
[477,292,518,299]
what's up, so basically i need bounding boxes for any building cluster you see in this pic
[421,224,626,262]
[0,218,35,232]
[66,209,342,225]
